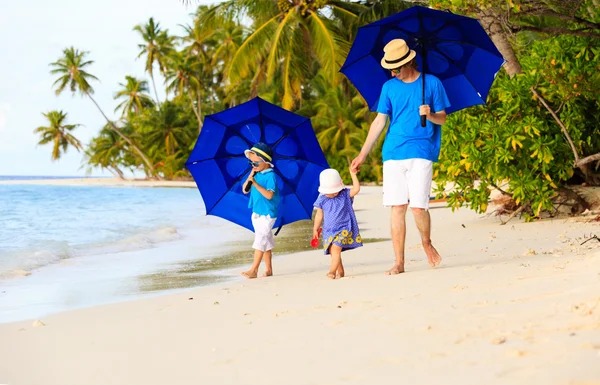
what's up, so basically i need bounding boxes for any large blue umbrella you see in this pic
[341,6,504,121]
[186,97,328,233]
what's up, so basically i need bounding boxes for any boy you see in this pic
[241,142,280,279]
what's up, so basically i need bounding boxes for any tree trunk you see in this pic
[86,93,160,179]
[477,8,523,76]
[187,88,203,135]
[110,165,126,179]
[150,72,161,105]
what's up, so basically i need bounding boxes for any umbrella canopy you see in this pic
[186,97,329,232]
[341,5,505,115]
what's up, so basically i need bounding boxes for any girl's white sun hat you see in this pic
[318,168,345,194]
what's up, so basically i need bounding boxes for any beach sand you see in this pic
[1,186,599,385]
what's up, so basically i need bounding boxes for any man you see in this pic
[350,38,450,275]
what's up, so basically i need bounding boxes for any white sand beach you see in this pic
[1,186,599,385]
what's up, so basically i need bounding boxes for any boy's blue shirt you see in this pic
[248,168,280,217]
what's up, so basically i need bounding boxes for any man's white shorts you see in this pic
[383,158,433,209]
[251,213,276,252]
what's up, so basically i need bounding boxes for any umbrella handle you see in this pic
[421,46,426,128]
[243,171,257,193]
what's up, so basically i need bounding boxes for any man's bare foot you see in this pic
[384,264,405,275]
[423,242,442,267]
[241,270,258,279]
[326,272,336,279]
[261,271,273,277]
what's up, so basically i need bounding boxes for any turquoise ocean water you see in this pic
[0,176,261,322]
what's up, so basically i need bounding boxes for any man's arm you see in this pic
[350,113,387,172]
[419,105,447,125]
[360,113,387,156]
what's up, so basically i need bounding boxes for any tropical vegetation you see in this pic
[35,0,600,220]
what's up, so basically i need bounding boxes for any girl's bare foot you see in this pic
[261,271,273,277]
[337,266,345,278]
[242,270,258,279]
[384,264,405,275]
[326,272,336,279]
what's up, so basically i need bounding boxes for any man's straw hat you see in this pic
[381,39,416,70]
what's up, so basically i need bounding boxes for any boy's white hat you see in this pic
[318,168,345,194]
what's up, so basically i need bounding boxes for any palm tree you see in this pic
[164,51,203,132]
[84,126,128,179]
[310,73,366,162]
[135,100,194,158]
[49,47,157,177]
[200,0,356,109]
[114,75,154,117]
[181,11,247,114]
[34,110,82,161]
[133,18,176,104]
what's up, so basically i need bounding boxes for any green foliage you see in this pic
[434,35,600,218]
[50,47,98,96]
[114,76,154,117]
[85,125,130,178]
[45,0,599,208]
[133,100,197,159]
[299,71,382,183]
[430,0,600,39]
[34,110,82,161]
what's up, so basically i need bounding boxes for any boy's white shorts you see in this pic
[251,213,276,252]
[383,158,433,209]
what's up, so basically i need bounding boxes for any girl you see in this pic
[313,166,363,279]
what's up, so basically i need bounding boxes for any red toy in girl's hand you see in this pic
[311,228,322,248]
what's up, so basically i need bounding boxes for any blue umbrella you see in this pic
[341,6,505,123]
[186,97,329,233]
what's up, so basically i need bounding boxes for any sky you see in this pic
[0,0,216,176]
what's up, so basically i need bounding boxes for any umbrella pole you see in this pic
[421,45,427,128]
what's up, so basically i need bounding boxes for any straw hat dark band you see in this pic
[380,39,417,70]
[384,50,412,65]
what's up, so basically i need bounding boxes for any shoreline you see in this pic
[1,186,599,384]
[0,177,197,188]
[0,187,388,324]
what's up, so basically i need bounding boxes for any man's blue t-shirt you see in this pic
[376,74,450,162]
[248,168,280,218]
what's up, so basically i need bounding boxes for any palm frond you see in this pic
[266,10,296,80]
[227,13,279,82]
[307,11,342,84]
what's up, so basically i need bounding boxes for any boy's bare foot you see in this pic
[241,270,258,279]
[384,264,405,275]
[423,242,442,267]
[261,271,273,277]
[326,272,336,279]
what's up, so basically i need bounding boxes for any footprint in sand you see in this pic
[492,337,507,345]
[506,349,527,358]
